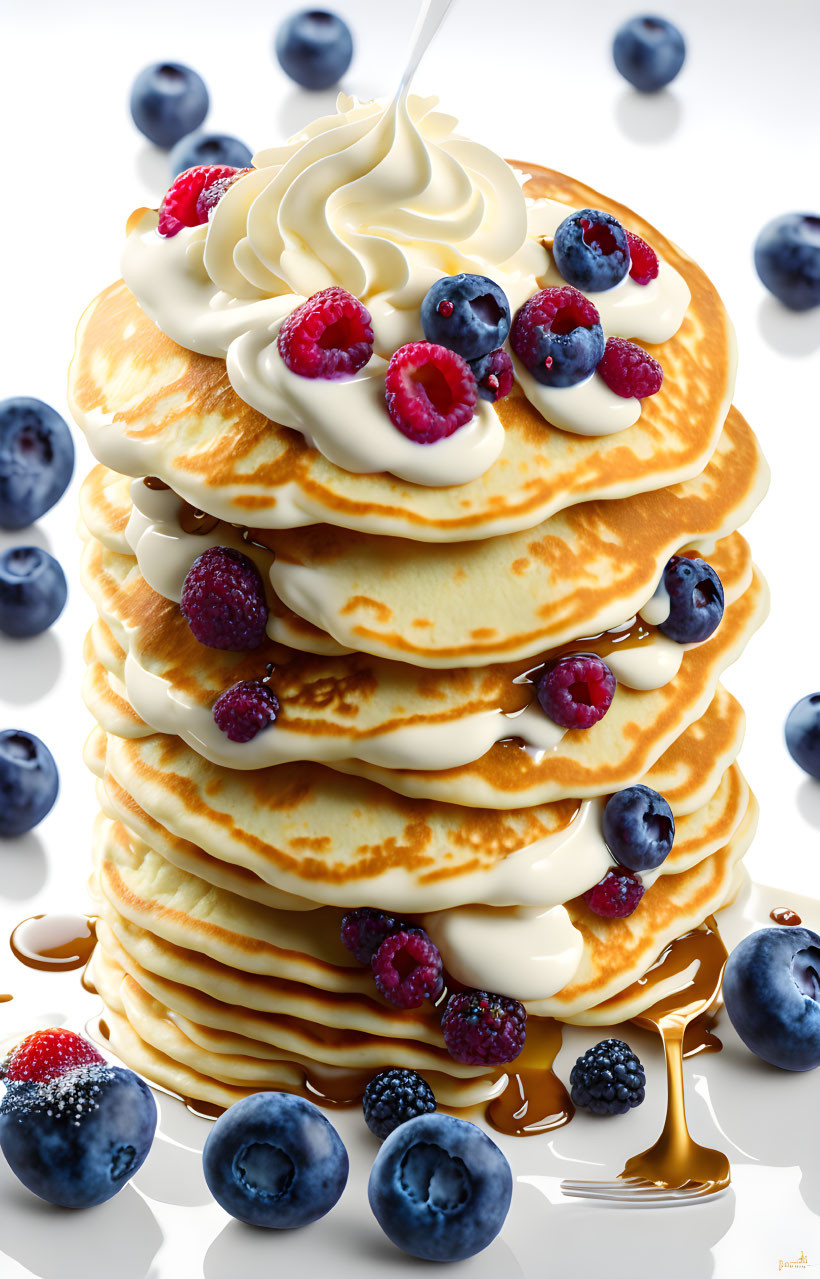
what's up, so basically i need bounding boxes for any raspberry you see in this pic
[158,165,245,237]
[537,654,616,730]
[196,167,251,222]
[371,930,443,1009]
[341,907,405,965]
[385,342,477,444]
[362,1068,437,1139]
[5,1029,104,1083]
[441,990,527,1066]
[569,1039,646,1115]
[625,230,659,285]
[213,680,279,743]
[469,348,514,403]
[277,287,374,379]
[181,546,269,651]
[583,868,645,918]
[598,337,663,399]
[510,286,604,388]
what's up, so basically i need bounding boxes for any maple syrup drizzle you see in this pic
[10,914,97,973]
[486,1018,572,1137]
[770,906,802,927]
[616,918,731,1191]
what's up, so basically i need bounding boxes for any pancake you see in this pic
[68,161,736,544]
[81,545,766,807]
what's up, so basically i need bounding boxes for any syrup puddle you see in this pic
[10,913,97,973]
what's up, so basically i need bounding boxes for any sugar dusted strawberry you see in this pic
[5,1028,104,1083]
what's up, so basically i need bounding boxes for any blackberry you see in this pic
[362,1068,437,1140]
[569,1039,646,1116]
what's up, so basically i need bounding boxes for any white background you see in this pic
[1,1,820,1275]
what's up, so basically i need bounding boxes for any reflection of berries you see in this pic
[625,230,659,285]
[385,342,477,443]
[181,546,269,651]
[213,680,279,743]
[158,165,244,237]
[278,287,374,379]
[6,1029,104,1083]
[570,1039,646,1115]
[372,930,443,1009]
[441,989,527,1065]
[598,337,663,399]
[363,1068,437,1139]
[341,907,404,964]
[583,868,645,918]
[537,654,616,730]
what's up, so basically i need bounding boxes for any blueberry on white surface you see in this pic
[202,1092,348,1228]
[129,62,209,148]
[421,275,511,362]
[0,398,74,531]
[612,15,686,92]
[275,10,353,90]
[0,1065,157,1207]
[367,1112,512,1262]
[754,214,820,311]
[724,927,820,1071]
[603,784,675,872]
[786,694,820,780]
[0,730,58,838]
[170,132,254,177]
[657,554,724,644]
[0,546,67,638]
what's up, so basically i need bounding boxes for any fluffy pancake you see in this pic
[68,164,736,544]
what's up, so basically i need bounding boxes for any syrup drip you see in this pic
[683,1009,722,1058]
[10,914,97,973]
[487,1018,572,1136]
[615,918,731,1192]
[178,502,220,537]
[770,907,802,927]
[0,994,11,1004]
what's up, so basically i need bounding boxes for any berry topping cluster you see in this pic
[583,783,675,919]
[569,1039,646,1115]
[341,908,442,1010]
[0,1029,157,1207]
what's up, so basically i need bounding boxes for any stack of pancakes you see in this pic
[69,163,768,1112]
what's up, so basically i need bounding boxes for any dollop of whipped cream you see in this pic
[122,92,690,486]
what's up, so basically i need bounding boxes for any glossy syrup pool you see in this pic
[10,914,97,973]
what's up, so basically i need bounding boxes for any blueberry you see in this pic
[785,694,820,780]
[612,15,686,93]
[275,10,353,90]
[724,927,820,1071]
[0,547,67,638]
[130,62,209,149]
[421,275,511,362]
[368,1113,512,1262]
[202,1092,348,1228]
[0,730,58,838]
[754,214,820,311]
[553,209,630,293]
[603,784,675,872]
[510,287,605,389]
[0,398,74,531]
[657,555,724,644]
[170,132,254,177]
[0,1065,157,1207]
